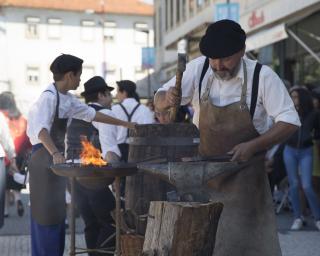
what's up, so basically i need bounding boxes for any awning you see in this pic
[246,23,288,52]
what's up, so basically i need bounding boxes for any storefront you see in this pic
[241,0,320,87]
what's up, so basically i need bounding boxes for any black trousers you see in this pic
[118,143,129,197]
[74,181,115,255]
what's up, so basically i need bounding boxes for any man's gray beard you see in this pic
[213,61,241,81]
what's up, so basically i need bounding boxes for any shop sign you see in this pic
[142,47,155,69]
[215,3,240,22]
[248,10,265,29]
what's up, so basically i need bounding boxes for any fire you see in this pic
[80,138,107,166]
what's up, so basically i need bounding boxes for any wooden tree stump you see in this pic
[142,201,223,256]
[125,123,200,234]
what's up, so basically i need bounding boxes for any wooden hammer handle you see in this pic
[170,71,183,122]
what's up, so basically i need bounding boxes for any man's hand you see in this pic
[8,158,19,175]
[126,122,137,130]
[52,152,66,165]
[165,87,181,107]
[229,141,257,162]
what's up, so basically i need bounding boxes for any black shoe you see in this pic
[17,200,24,217]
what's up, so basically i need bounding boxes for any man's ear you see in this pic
[64,71,72,81]
[97,91,104,99]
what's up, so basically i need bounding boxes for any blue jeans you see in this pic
[31,216,65,256]
[283,145,320,220]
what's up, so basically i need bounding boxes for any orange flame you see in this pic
[80,138,107,166]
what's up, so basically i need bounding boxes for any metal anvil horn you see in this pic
[138,160,249,202]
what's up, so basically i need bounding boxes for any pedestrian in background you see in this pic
[283,87,320,230]
[0,91,31,218]
[0,112,17,227]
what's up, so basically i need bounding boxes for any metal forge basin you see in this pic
[138,159,250,202]
[51,162,137,190]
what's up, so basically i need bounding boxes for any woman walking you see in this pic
[283,87,320,230]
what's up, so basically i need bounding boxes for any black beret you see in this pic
[199,19,246,59]
[81,76,114,97]
[50,54,83,74]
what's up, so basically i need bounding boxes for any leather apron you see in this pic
[199,61,282,256]
[29,85,67,225]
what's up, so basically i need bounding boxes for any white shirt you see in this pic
[0,112,16,159]
[27,83,96,145]
[159,56,300,134]
[112,98,154,144]
[91,104,121,158]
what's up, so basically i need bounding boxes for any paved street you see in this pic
[0,189,319,256]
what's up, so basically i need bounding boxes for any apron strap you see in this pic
[240,60,248,108]
[249,63,262,118]
[53,84,60,119]
[119,102,141,138]
[201,59,248,105]
[199,57,209,101]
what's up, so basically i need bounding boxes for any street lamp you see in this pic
[138,29,152,99]
[85,8,106,79]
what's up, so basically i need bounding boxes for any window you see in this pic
[26,66,40,85]
[134,22,148,44]
[26,17,40,39]
[81,20,95,41]
[165,0,168,31]
[47,18,62,39]
[104,21,116,42]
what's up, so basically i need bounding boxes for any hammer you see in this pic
[170,40,187,122]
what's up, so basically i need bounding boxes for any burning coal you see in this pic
[80,137,107,166]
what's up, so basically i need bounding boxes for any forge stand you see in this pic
[51,163,137,256]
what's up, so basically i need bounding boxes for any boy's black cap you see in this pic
[50,54,83,74]
[81,76,114,97]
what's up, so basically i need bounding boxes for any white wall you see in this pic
[0,7,153,115]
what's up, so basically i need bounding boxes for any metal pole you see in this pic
[101,20,106,78]
[287,28,320,64]
[114,177,121,256]
[226,0,230,20]
[147,31,151,99]
[100,0,106,78]
[70,177,76,256]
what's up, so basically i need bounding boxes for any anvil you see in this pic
[138,158,250,202]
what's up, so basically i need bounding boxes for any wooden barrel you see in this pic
[125,123,199,234]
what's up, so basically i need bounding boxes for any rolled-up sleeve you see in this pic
[69,95,96,122]
[92,109,121,158]
[27,92,56,144]
[261,68,301,127]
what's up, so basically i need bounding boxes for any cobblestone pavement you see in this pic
[0,234,87,256]
[0,189,319,256]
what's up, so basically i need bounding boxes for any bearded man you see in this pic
[155,19,301,256]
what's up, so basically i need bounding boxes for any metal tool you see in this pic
[170,39,187,122]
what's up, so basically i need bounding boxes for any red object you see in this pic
[1,110,31,166]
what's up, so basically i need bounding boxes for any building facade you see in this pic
[154,0,320,89]
[0,0,154,114]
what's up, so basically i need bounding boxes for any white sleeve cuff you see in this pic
[274,111,301,127]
